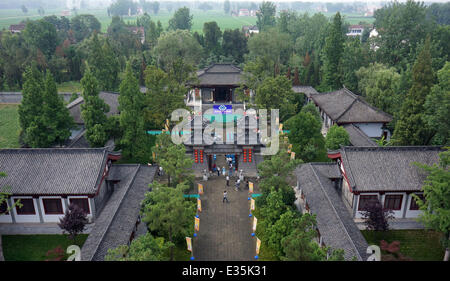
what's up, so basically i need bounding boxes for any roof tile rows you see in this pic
[340,146,443,192]
[296,163,368,261]
[81,165,157,261]
[0,148,116,195]
[310,88,392,124]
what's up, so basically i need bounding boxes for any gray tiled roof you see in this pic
[191,64,243,86]
[0,148,116,195]
[296,163,369,261]
[292,86,319,98]
[81,165,157,261]
[340,146,443,192]
[309,162,342,179]
[311,88,392,124]
[343,124,377,147]
[67,92,119,125]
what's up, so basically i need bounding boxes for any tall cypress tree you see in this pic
[393,37,435,145]
[18,65,44,135]
[80,66,110,147]
[321,12,344,91]
[41,71,74,146]
[87,33,120,91]
[118,63,151,163]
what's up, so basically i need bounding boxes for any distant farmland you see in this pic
[0,8,374,34]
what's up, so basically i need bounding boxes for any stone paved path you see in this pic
[193,175,259,261]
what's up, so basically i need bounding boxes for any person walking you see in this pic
[217,166,220,176]
[226,175,230,186]
[235,179,240,191]
[246,180,249,190]
[222,166,226,176]
[223,190,229,203]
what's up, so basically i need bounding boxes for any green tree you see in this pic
[224,0,230,14]
[247,28,292,80]
[325,125,350,150]
[339,37,371,92]
[159,144,193,187]
[413,149,450,261]
[393,37,435,145]
[203,21,222,56]
[23,19,58,59]
[40,71,74,146]
[18,65,44,141]
[118,63,152,163]
[281,213,345,261]
[320,12,344,91]
[356,63,402,118]
[141,182,196,261]
[374,0,435,70]
[423,62,450,145]
[265,209,302,258]
[143,65,187,129]
[222,29,248,63]
[18,66,72,148]
[285,111,327,162]
[255,76,297,122]
[154,30,202,83]
[80,66,110,147]
[105,233,172,261]
[300,103,321,124]
[256,1,276,32]
[168,7,193,31]
[87,33,120,91]
[70,14,101,43]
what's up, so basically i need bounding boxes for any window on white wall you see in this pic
[358,195,378,211]
[69,198,90,214]
[409,194,424,211]
[15,198,35,215]
[384,195,403,210]
[0,200,9,215]
[42,198,64,215]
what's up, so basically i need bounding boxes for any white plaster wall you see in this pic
[354,123,384,138]
[11,197,40,223]
[39,196,66,223]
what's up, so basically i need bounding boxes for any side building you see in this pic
[295,163,369,261]
[0,148,121,224]
[308,87,392,144]
[327,146,443,220]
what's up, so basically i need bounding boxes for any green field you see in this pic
[0,8,373,34]
[361,229,445,261]
[0,8,258,33]
[57,81,82,93]
[2,234,88,261]
[0,104,20,148]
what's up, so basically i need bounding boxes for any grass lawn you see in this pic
[57,81,82,93]
[0,8,373,34]
[2,234,88,261]
[0,104,20,148]
[361,229,445,261]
